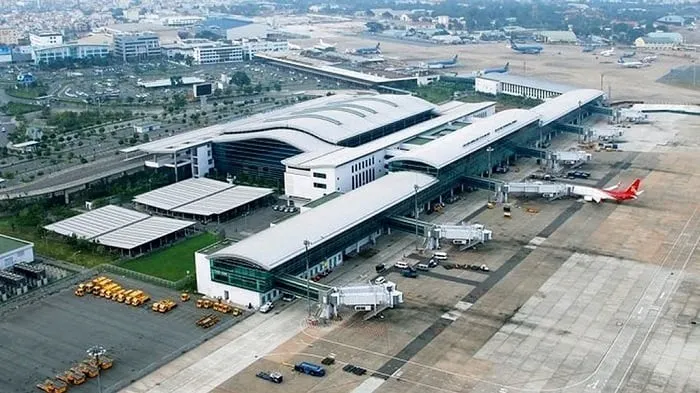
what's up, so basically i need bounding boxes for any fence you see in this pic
[97,264,194,291]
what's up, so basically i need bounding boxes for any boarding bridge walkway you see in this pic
[432,224,493,251]
[553,122,586,134]
[592,106,614,116]
[503,182,573,202]
[274,274,333,303]
[462,176,504,191]
[386,216,434,236]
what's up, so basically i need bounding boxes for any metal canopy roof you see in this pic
[211,171,438,271]
[388,109,541,169]
[123,94,436,154]
[531,89,605,126]
[133,178,234,211]
[479,73,576,95]
[94,217,195,250]
[171,185,274,217]
[44,205,149,240]
[281,101,496,169]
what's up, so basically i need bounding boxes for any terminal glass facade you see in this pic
[212,138,302,184]
[210,259,275,293]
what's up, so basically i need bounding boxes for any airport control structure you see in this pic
[128,88,609,314]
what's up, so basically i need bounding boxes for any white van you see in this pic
[433,252,448,260]
[394,261,409,269]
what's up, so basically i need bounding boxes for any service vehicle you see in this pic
[256,371,283,383]
[259,301,274,313]
[294,362,326,377]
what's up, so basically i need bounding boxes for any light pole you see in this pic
[303,239,312,317]
[486,146,494,178]
[87,345,106,393]
[577,100,582,143]
[413,184,419,249]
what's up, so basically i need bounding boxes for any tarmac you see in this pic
[0,275,243,393]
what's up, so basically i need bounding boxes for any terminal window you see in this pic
[313,183,327,189]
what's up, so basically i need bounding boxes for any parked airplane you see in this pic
[599,47,615,57]
[314,39,336,51]
[348,43,381,55]
[509,39,543,54]
[288,43,302,50]
[421,55,459,69]
[572,179,643,203]
[622,50,636,58]
[481,62,510,74]
[617,57,645,68]
[642,55,658,63]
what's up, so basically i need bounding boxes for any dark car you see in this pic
[567,171,591,179]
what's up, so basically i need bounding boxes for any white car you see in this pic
[374,276,386,285]
[259,301,274,313]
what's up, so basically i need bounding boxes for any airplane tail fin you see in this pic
[376,43,381,49]
[453,54,458,61]
[504,62,509,71]
[626,179,641,195]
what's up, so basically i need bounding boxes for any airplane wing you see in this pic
[603,182,620,191]
[594,196,601,203]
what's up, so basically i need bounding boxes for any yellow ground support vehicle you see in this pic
[232,308,242,317]
[75,285,86,297]
[196,314,219,328]
[84,356,113,370]
[117,289,134,303]
[111,289,128,301]
[212,302,232,314]
[100,283,121,298]
[130,292,150,306]
[102,284,122,298]
[36,379,68,393]
[125,290,142,304]
[152,299,177,313]
[180,292,190,302]
[56,369,86,385]
[75,363,98,378]
[91,278,113,295]
[196,297,212,309]
[84,275,107,293]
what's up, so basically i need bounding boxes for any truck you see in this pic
[294,362,326,377]
[130,292,150,306]
[56,369,86,385]
[100,283,121,298]
[125,290,144,304]
[116,289,134,303]
[152,299,177,313]
[256,371,283,383]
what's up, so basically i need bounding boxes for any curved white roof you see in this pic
[531,89,605,126]
[225,95,435,145]
[210,171,438,271]
[126,94,436,154]
[388,109,541,169]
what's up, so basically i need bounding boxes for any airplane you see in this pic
[599,47,615,57]
[621,50,636,58]
[421,55,459,69]
[348,43,381,55]
[288,43,302,50]
[314,39,336,51]
[642,55,658,63]
[571,179,643,203]
[509,39,543,54]
[617,57,645,68]
[481,62,509,74]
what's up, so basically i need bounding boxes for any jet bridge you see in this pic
[431,224,493,250]
[275,274,404,320]
[503,182,573,202]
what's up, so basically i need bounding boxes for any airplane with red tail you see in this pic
[571,179,643,203]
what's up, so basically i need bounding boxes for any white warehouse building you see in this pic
[475,74,576,101]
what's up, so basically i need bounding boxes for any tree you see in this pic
[230,71,251,88]
[253,82,263,93]
[272,82,282,92]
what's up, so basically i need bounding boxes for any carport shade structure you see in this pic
[94,217,196,256]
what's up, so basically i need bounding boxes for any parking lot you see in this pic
[0,275,244,393]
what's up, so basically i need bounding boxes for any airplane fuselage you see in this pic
[571,185,637,203]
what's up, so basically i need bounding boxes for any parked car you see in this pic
[259,301,274,313]
[375,263,386,273]
[394,261,409,269]
[281,293,295,302]
[567,171,591,179]
[428,259,439,268]
[374,276,386,285]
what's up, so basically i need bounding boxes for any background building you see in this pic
[0,234,34,270]
[31,44,111,64]
[240,39,288,60]
[29,32,63,46]
[0,27,21,45]
[534,30,578,44]
[114,32,161,62]
[634,32,684,49]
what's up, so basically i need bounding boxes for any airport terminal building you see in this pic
[180,89,608,307]
[127,94,496,203]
